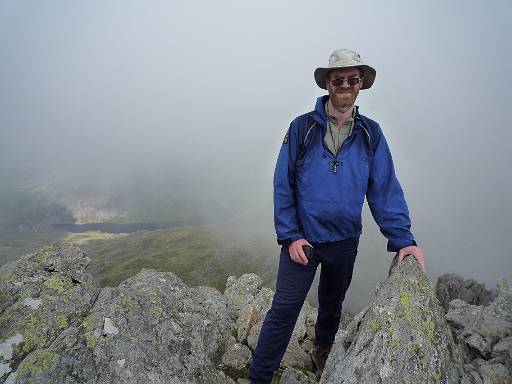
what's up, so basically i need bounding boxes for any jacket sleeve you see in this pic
[273,119,304,245]
[366,123,417,252]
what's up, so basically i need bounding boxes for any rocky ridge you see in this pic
[441,276,512,383]
[321,256,467,383]
[0,244,510,383]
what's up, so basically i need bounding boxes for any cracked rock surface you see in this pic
[2,245,510,384]
[320,256,468,384]
[1,244,235,384]
[436,273,497,311]
[0,244,99,382]
[443,276,512,384]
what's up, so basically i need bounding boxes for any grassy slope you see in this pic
[0,228,66,266]
[9,216,387,314]
[68,222,279,292]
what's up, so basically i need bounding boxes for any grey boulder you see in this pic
[279,367,317,384]
[446,280,512,361]
[2,246,236,384]
[320,256,467,384]
[0,244,99,382]
[219,343,252,380]
[436,274,497,311]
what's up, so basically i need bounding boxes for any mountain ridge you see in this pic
[1,243,510,383]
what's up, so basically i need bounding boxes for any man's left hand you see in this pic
[397,246,425,273]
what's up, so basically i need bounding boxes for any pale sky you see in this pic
[1,0,511,297]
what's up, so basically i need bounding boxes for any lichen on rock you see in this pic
[0,243,99,380]
[3,265,237,384]
[2,244,510,384]
[321,256,467,384]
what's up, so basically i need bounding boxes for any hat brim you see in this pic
[314,65,376,90]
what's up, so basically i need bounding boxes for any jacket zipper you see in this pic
[324,121,358,174]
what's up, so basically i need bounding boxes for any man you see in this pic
[248,49,425,383]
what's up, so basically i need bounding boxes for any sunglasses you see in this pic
[328,76,362,87]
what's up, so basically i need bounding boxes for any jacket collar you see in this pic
[312,95,361,128]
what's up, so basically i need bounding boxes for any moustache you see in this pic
[334,89,354,95]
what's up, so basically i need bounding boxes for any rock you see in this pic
[246,311,309,351]
[446,280,512,361]
[446,300,482,331]
[252,287,274,321]
[300,338,315,355]
[236,305,258,343]
[0,362,11,379]
[5,243,510,384]
[320,256,467,384]
[476,362,511,384]
[4,257,236,384]
[465,334,491,357]
[0,333,24,361]
[293,307,307,341]
[0,244,99,377]
[436,274,497,312]
[225,275,311,344]
[448,282,512,382]
[224,274,263,320]
[463,364,483,384]
[304,304,317,328]
[21,299,42,310]
[247,320,263,351]
[305,304,350,330]
[305,325,315,340]
[245,305,307,345]
[219,343,252,380]
[225,274,309,347]
[338,311,353,331]
[304,308,351,342]
[246,321,313,373]
[281,336,313,371]
[279,367,317,384]
[102,317,119,335]
[491,336,512,368]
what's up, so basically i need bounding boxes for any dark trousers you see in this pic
[248,238,359,384]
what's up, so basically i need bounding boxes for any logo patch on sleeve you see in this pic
[283,132,289,144]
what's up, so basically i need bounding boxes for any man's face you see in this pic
[326,67,363,111]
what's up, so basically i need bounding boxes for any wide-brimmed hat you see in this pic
[314,49,376,90]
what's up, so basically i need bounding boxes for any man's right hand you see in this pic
[288,238,313,265]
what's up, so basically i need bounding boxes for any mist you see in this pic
[1,0,511,310]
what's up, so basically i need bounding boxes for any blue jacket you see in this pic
[274,96,416,252]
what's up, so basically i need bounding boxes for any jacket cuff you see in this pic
[387,239,417,253]
[277,234,304,246]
